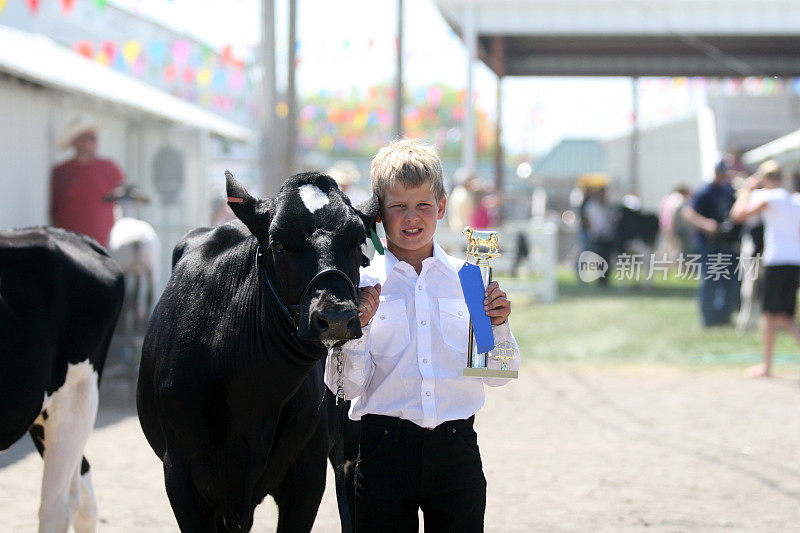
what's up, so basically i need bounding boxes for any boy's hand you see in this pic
[357,283,381,327]
[484,281,511,325]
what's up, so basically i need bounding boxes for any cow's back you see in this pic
[137,221,258,458]
[0,227,124,449]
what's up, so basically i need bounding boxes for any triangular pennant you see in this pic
[26,0,40,15]
[60,0,77,16]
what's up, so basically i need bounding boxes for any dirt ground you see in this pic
[2,362,800,532]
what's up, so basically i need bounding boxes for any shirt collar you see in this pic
[431,240,462,281]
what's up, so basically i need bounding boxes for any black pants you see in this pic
[355,414,486,532]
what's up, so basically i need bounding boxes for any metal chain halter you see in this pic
[333,345,346,405]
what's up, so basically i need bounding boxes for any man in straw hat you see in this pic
[50,115,124,247]
[732,159,800,378]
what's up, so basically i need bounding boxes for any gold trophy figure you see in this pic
[462,226,518,379]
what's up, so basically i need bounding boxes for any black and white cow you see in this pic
[137,171,378,532]
[0,227,124,532]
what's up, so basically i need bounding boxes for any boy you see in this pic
[731,160,800,377]
[325,139,519,531]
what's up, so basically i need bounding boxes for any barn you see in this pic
[0,24,255,296]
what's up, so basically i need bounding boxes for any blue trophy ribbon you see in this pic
[458,262,495,354]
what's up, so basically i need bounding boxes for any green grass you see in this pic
[502,268,800,368]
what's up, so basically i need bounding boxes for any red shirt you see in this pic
[50,158,124,247]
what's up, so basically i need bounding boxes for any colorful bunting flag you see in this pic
[173,40,191,67]
[74,40,95,60]
[101,41,118,65]
[60,0,77,16]
[148,41,168,67]
[164,64,178,84]
[26,0,40,15]
[122,41,141,67]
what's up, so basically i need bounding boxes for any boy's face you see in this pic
[379,183,446,260]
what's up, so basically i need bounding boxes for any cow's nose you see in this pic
[309,308,361,340]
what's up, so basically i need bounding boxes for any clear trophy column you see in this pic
[461,226,519,379]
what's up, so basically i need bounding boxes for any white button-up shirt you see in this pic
[324,240,520,429]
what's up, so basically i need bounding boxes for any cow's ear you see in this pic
[354,193,381,232]
[226,170,272,236]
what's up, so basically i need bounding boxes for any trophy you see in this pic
[460,226,519,379]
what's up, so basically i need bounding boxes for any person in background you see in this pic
[731,160,800,378]
[328,160,370,206]
[470,186,499,230]
[447,167,478,231]
[583,186,615,286]
[658,185,691,261]
[682,160,740,326]
[50,115,124,247]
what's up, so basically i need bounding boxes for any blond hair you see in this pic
[370,139,445,203]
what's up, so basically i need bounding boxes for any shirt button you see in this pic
[423,358,428,364]
[458,311,464,317]
[421,320,427,326]
[426,391,431,397]
[418,285,423,290]
[380,315,385,320]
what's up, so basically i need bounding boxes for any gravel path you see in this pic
[2,363,799,532]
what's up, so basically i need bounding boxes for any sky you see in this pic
[108,0,703,157]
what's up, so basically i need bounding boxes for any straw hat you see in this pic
[757,159,781,177]
[327,160,360,187]
[59,115,98,150]
[576,172,609,189]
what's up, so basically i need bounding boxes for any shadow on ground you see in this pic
[0,375,138,470]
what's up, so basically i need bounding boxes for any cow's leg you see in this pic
[163,449,216,533]
[274,450,327,533]
[37,363,99,533]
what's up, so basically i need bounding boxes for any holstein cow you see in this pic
[0,227,124,532]
[137,171,378,532]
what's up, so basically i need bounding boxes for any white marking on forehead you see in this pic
[299,184,330,213]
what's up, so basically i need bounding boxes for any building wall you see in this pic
[708,92,800,153]
[601,109,718,210]
[0,77,51,228]
[0,76,213,296]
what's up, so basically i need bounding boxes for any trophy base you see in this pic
[462,367,519,379]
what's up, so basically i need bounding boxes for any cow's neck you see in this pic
[253,256,327,398]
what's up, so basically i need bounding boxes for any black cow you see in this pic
[0,227,124,532]
[137,172,378,532]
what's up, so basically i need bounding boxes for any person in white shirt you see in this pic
[731,160,800,378]
[325,139,519,532]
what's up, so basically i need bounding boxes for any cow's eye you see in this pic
[271,241,285,253]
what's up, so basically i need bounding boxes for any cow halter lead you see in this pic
[255,247,359,334]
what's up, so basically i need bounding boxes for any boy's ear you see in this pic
[226,170,272,237]
[437,195,447,220]
[354,193,381,233]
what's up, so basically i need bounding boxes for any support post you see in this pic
[462,4,477,172]
[286,0,298,176]
[259,0,280,196]
[630,76,640,196]
[492,36,505,224]
[394,0,404,139]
